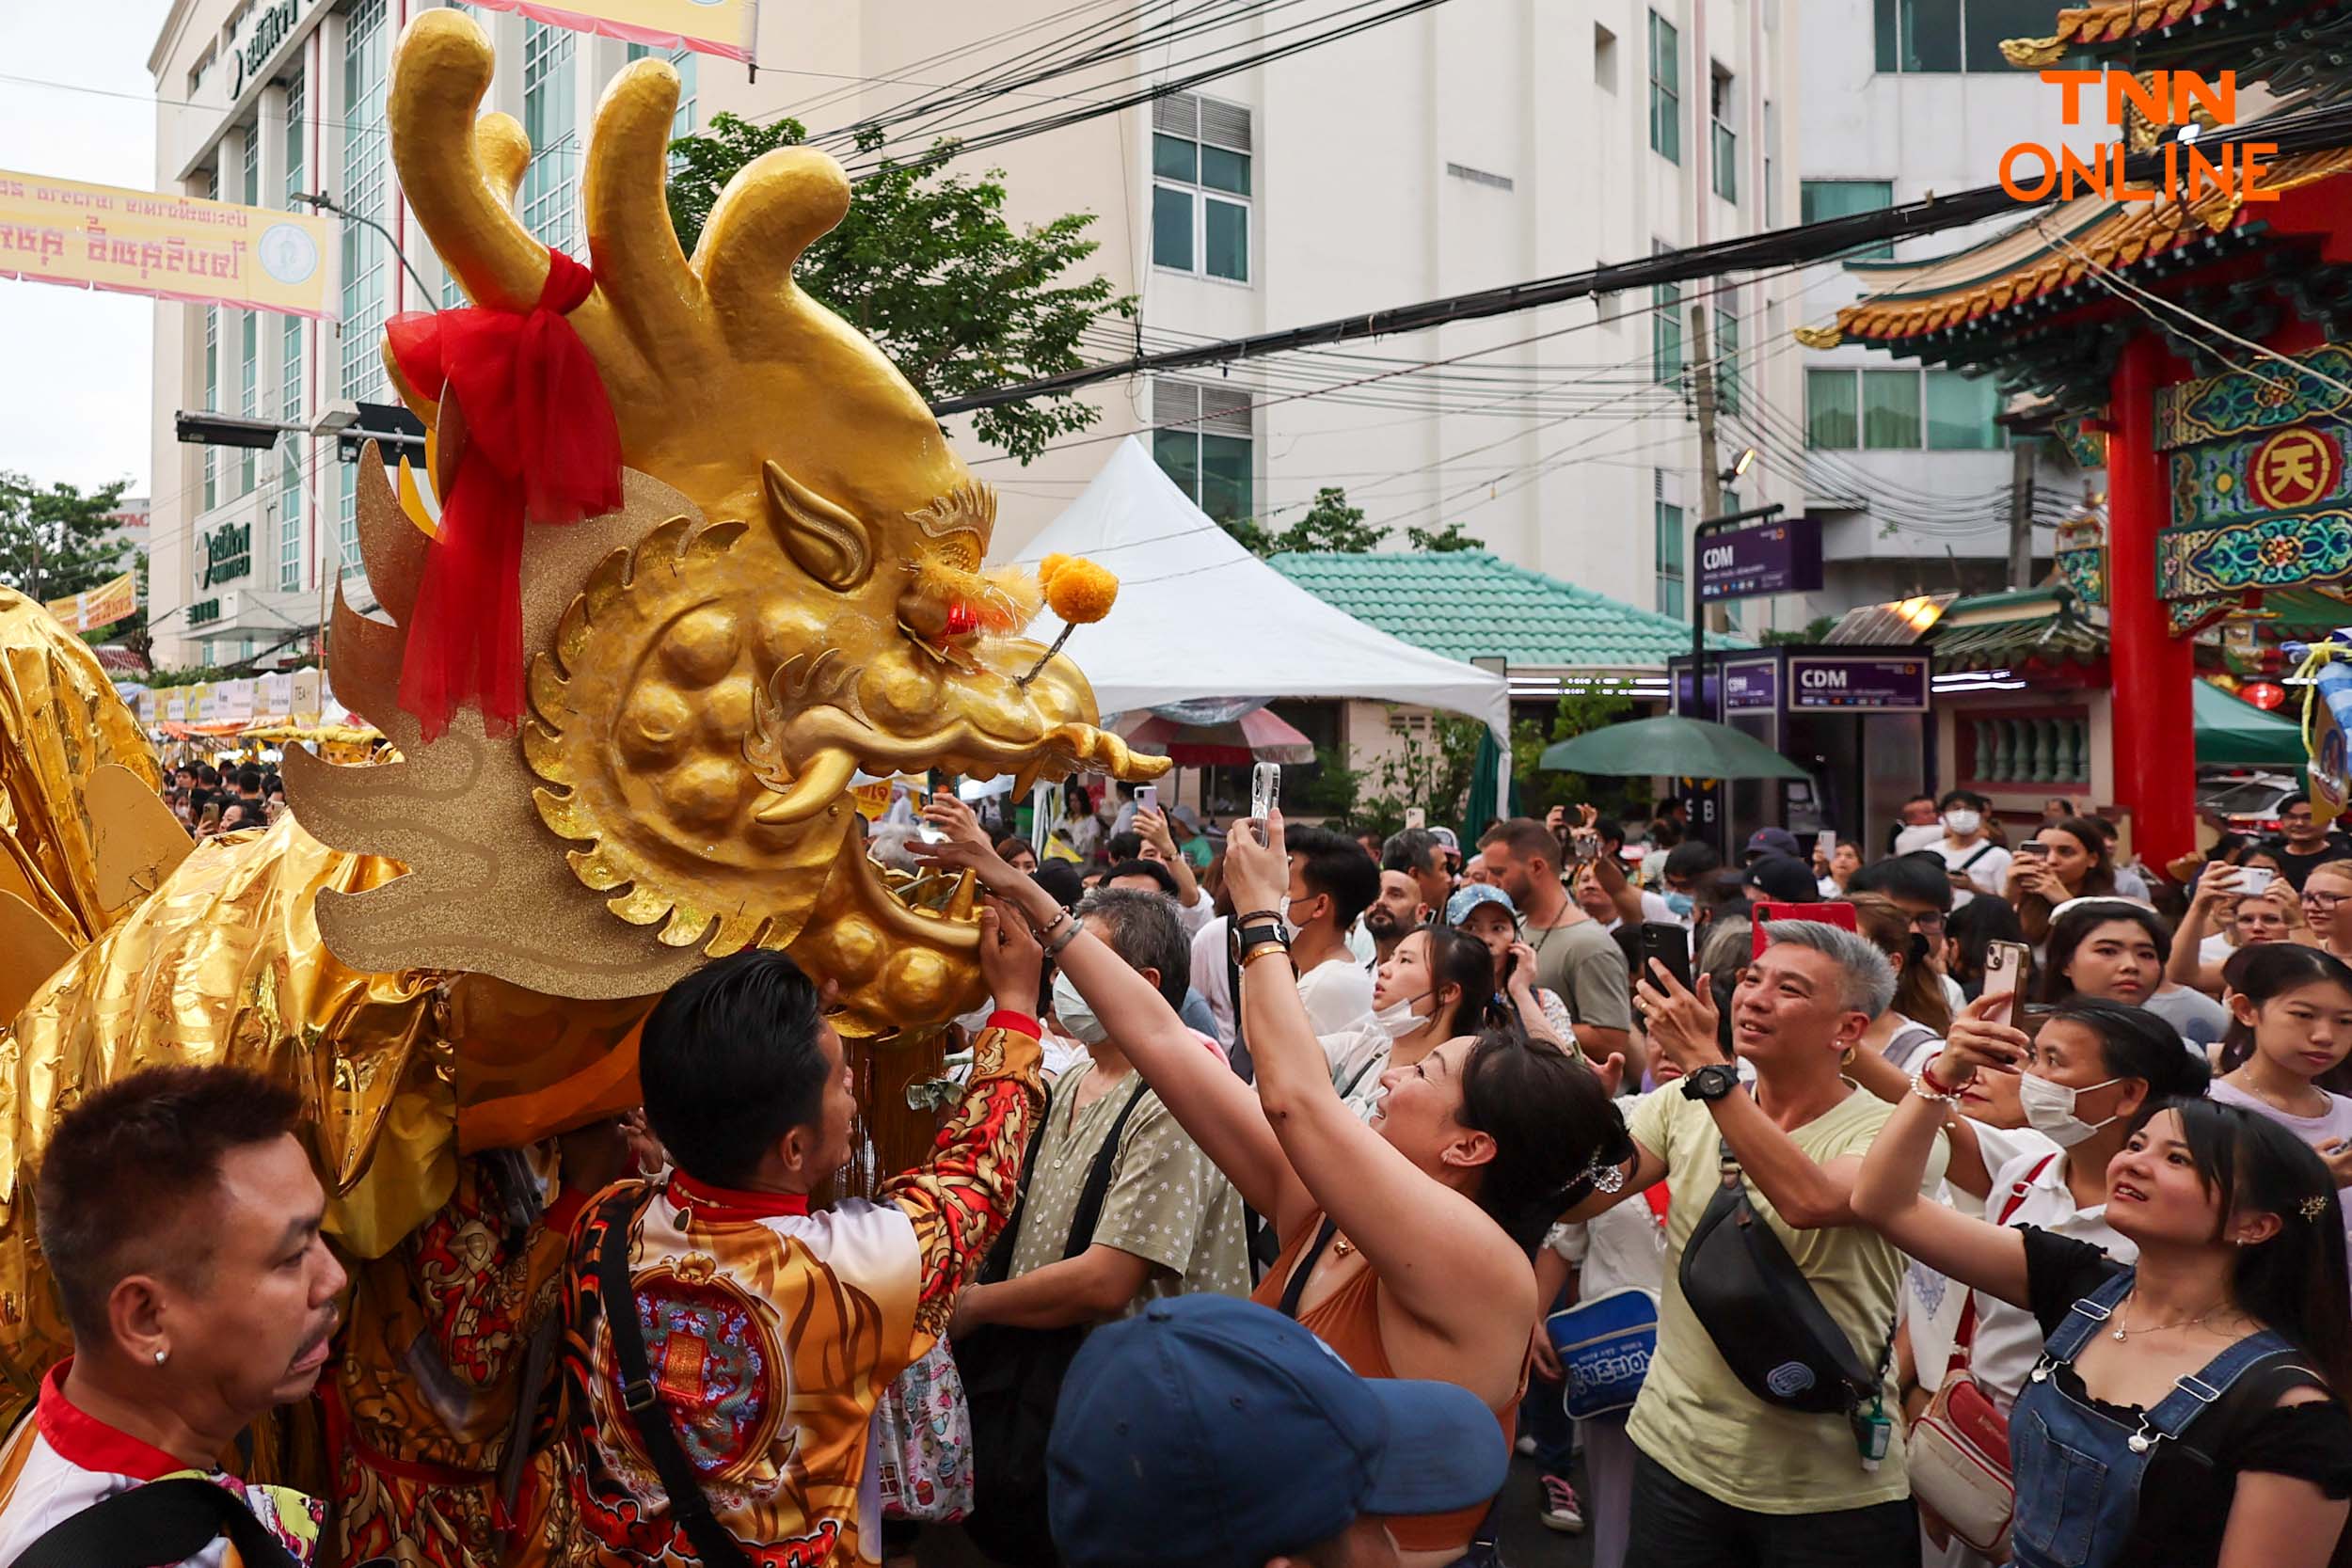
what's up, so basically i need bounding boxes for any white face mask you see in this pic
[2018,1070,2122,1148]
[1944,809,1982,837]
[1050,969,1108,1046]
[1372,988,1431,1036]
[1281,894,1320,941]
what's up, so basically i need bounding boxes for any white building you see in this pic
[145,0,700,665]
[147,0,1802,664]
[1786,0,2104,623]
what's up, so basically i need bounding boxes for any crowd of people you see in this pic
[158,760,285,838]
[8,776,2352,1568]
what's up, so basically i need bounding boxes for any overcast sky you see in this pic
[0,0,174,499]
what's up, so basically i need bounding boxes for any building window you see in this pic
[1805,368,1858,449]
[1647,11,1679,163]
[239,309,259,495]
[1876,0,2058,73]
[521,21,579,254]
[280,315,304,591]
[1714,298,1740,416]
[1595,23,1618,91]
[626,42,698,141]
[1800,179,1895,261]
[1652,246,1681,385]
[1656,493,1686,618]
[1152,92,1250,283]
[1150,379,1253,524]
[1863,368,1923,449]
[283,69,304,200]
[341,0,391,577]
[1926,368,2003,450]
[1709,65,1736,203]
[1762,100,1777,226]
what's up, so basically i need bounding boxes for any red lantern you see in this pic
[2241,681,2286,711]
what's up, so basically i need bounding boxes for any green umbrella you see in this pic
[1537,715,1812,781]
[1462,725,1519,845]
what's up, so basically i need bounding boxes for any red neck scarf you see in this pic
[384,251,623,741]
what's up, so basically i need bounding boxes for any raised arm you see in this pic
[914,794,1302,1229]
[2168,861,2237,993]
[1231,810,1536,1338]
[1136,805,1202,912]
[1562,803,1645,928]
[878,903,1048,1343]
[1849,998,2034,1308]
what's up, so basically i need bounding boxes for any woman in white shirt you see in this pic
[1894,993,2211,1567]
[1322,922,1506,1120]
[2169,851,2300,996]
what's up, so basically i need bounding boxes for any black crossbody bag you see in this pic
[1678,1137,1886,1417]
[958,1079,1147,1568]
[13,1475,391,1568]
[590,1185,756,1568]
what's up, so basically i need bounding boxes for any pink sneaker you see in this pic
[1538,1474,1585,1534]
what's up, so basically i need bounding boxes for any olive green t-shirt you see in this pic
[1623,1082,1947,1514]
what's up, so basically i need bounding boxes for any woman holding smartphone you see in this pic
[2008,818,2119,943]
[1855,1048,2352,1568]
[914,795,1630,1568]
[2172,855,2300,996]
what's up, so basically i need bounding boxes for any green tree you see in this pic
[664,117,1133,463]
[1758,615,1839,646]
[1406,521,1485,552]
[0,473,133,608]
[1224,485,1394,557]
[1345,711,1486,840]
[1511,684,1640,821]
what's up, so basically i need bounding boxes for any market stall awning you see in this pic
[2194,678,2306,768]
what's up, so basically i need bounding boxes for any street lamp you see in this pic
[291,190,437,303]
[1722,445,1758,485]
[175,412,302,450]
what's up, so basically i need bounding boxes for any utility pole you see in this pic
[2007,438,2038,588]
[1690,302,1730,635]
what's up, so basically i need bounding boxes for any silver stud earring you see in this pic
[152,1349,167,1367]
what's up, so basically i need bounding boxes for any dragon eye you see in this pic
[934,536,980,571]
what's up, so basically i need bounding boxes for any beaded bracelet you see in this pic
[1910,1068,1963,1106]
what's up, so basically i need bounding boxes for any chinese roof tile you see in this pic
[1264,550,1742,669]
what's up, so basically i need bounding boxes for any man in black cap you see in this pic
[1047,1294,1508,1568]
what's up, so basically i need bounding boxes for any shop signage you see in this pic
[200,520,251,588]
[1787,655,1930,712]
[1698,516,1824,603]
[188,596,224,627]
[229,0,307,98]
[1723,660,1779,712]
[44,569,136,632]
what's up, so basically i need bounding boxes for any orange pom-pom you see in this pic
[1045,559,1120,625]
[1038,552,1073,588]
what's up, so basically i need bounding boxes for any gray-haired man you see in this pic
[1565,920,1946,1568]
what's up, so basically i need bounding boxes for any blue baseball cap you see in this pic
[1046,1296,1507,1568]
[1444,882,1518,927]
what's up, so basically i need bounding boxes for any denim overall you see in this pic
[2006,1267,2294,1568]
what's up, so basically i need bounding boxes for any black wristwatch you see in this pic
[1680,1062,1740,1102]
[1230,914,1290,969]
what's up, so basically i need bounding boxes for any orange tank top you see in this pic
[1249,1214,1520,1556]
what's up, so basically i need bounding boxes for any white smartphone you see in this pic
[2238,865,2278,897]
[1982,940,2029,1027]
[1138,784,1159,815]
[1251,763,1280,824]
[1406,806,1426,830]
[1816,829,1836,862]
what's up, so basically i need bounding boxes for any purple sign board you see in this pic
[1698,516,1825,603]
[1723,660,1779,712]
[1788,655,1931,712]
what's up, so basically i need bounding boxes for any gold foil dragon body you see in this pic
[0,8,1164,1428]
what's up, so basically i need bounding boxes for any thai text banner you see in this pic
[456,0,759,62]
[0,169,337,318]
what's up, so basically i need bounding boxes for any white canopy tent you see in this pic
[1007,438,1511,811]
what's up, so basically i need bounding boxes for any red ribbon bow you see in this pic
[385,250,623,741]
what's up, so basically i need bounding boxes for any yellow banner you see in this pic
[45,572,137,633]
[458,0,758,60]
[0,170,336,318]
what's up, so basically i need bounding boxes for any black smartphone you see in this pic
[1638,922,1693,994]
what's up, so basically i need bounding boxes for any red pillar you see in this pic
[2106,334,2196,866]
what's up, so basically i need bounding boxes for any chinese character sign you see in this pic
[454,0,759,61]
[0,170,336,318]
[45,572,136,633]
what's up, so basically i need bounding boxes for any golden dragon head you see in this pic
[286,10,1166,1037]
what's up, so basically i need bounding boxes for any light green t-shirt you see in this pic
[1622,1081,1947,1514]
